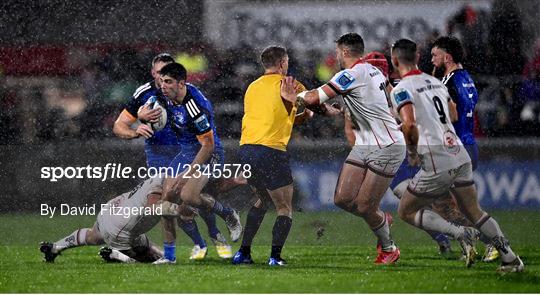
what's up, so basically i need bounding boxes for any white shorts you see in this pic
[96,215,151,251]
[345,144,406,177]
[407,162,474,198]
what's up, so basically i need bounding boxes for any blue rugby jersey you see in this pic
[441,69,478,146]
[123,81,179,168]
[167,83,223,167]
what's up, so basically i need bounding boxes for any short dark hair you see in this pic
[260,46,287,69]
[158,62,187,81]
[391,39,417,64]
[432,36,464,64]
[335,33,365,56]
[152,52,175,66]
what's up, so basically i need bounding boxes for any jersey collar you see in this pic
[350,59,364,68]
[402,69,423,78]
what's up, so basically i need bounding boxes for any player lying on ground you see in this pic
[40,177,184,263]
[390,38,523,273]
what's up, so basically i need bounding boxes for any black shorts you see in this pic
[239,144,293,191]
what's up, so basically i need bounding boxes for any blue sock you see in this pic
[199,209,220,239]
[164,241,176,261]
[178,219,207,248]
[428,231,450,245]
[212,200,233,220]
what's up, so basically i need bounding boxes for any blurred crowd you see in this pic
[1,2,539,145]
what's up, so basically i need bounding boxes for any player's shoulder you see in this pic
[132,81,156,99]
[391,79,415,105]
[185,84,212,117]
[186,83,210,105]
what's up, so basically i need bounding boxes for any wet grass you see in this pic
[0,211,538,293]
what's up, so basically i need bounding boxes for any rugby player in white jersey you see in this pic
[390,38,523,272]
[283,33,406,264]
[39,177,181,263]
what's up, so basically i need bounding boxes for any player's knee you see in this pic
[354,198,376,218]
[180,190,200,207]
[274,200,292,215]
[334,195,354,211]
[276,206,292,217]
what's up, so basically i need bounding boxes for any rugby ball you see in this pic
[147,100,167,131]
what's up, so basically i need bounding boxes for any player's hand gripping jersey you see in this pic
[329,62,404,147]
[391,71,470,173]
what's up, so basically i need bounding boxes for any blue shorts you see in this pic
[239,144,293,191]
[167,148,224,177]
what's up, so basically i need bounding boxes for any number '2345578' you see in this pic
[181,163,251,179]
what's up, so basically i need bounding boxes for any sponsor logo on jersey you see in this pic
[194,114,211,132]
[336,71,355,89]
[393,89,411,105]
[443,130,460,154]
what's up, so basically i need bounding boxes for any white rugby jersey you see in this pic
[329,61,404,148]
[391,70,470,173]
[99,177,162,244]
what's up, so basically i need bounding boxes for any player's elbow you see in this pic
[112,121,122,137]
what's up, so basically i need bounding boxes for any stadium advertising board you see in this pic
[293,161,540,210]
[204,0,491,52]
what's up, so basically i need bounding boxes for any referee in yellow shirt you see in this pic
[231,46,311,266]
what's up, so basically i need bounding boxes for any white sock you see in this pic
[414,209,463,239]
[110,249,137,263]
[475,214,517,263]
[372,212,395,251]
[53,228,89,253]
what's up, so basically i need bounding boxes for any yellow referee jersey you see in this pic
[240,74,306,151]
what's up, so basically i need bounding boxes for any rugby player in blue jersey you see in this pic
[112,54,233,260]
[155,62,242,264]
[431,36,498,262]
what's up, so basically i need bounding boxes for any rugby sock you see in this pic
[475,214,517,263]
[163,241,176,261]
[240,206,267,254]
[414,209,463,240]
[270,215,292,258]
[427,230,450,245]
[177,219,207,248]
[199,209,220,239]
[53,228,89,253]
[372,213,394,251]
[212,200,234,220]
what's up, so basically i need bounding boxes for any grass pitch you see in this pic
[1,211,539,293]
